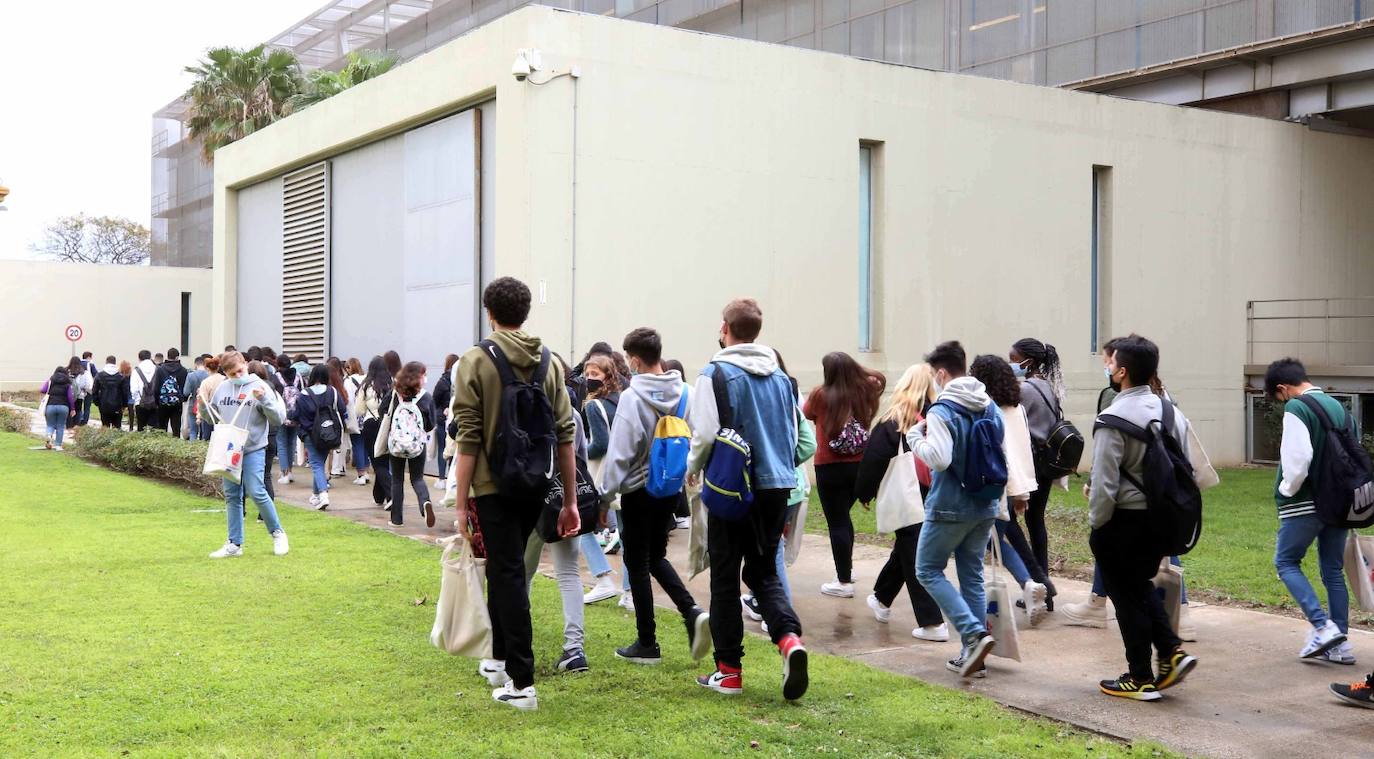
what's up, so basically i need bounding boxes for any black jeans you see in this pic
[1021,474,1053,575]
[361,418,392,505]
[158,403,184,437]
[388,450,431,526]
[1090,509,1180,681]
[98,405,123,430]
[263,431,278,501]
[475,493,543,689]
[1002,515,1052,588]
[815,462,860,583]
[135,406,155,431]
[873,523,944,627]
[620,488,698,646]
[708,488,802,668]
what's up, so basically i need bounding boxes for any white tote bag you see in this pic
[875,439,925,534]
[1152,559,1184,635]
[1186,424,1220,491]
[430,536,494,658]
[784,499,807,567]
[688,486,710,580]
[1344,534,1374,612]
[203,401,252,483]
[985,539,1021,662]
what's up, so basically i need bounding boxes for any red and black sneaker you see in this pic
[779,634,809,701]
[697,663,743,695]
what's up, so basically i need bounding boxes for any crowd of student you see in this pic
[36,276,1374,714]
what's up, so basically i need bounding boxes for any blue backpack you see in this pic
[645,388,691,498]
[931,400,1008,502]
[701,365,754,520]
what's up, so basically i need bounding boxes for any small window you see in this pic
[180,292,191,356]
[859,145,875,352]
[1091,165,1112,352]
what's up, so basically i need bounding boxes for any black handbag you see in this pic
[1028,381,1084,480]
[536,452,602,543]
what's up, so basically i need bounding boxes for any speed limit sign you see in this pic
[65,324,83,342]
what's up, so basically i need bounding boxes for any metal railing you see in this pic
[1247,297,1374,367]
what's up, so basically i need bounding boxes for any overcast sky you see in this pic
[0,0,323,260]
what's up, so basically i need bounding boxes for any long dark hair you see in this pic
[365,356,392,399]
[276,354,297,384]
[307,364,330,388]
[327,363,349,402]
[1013,337,1064,401]
[970,355,1020,408]
[383,350,402,377]
[66,357,83,376]
[395,361,426,401]
[815,352,885,440]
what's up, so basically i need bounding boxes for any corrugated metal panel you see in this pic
[1275,0,1356,35]
[281,162,329,363]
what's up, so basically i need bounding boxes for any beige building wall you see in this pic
[212,7,1374,465]
[0,261,213,390]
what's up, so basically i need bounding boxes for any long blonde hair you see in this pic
[875,364,937,432]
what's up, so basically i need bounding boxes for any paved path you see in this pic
[11,407,1368,759]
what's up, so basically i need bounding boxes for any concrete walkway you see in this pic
[11,407,1367,759]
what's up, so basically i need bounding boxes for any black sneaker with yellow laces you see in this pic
[1100,673,1162,702]
[1154,648,1198,691]
[1330,673,1374,709]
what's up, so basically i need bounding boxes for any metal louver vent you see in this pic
[281,162,329,362]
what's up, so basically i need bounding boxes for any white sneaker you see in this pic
[278,474,293,485]
[618,592,635,611]
[1177,604,1198,642]
[353,474,369,486]
[603,530,621,555]
[315,492,330,511]
[674,516,691,530]
[583,575,617,604]
[479,659,510,687]
[1060,594,1111,628]
[308,494,321,508]
[866,594,891,623]
[271,530,289,556]
[437,479,448,493]
[913,623,949,642]
[1022,581,1048,627]
[382,499,392,511]
[1300,620,1348,659]
[761,619,769,634]
[1321,640,1358,665]
[492,682,538,711]
[821,580,855,598]
[52,446,63,452]
[209,541,242,559]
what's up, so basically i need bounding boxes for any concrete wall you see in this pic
[0,261,212,389]
[213,7,1374,465]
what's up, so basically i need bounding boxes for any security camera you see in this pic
[512,52,531,82]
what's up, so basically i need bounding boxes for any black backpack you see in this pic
[135,368,158,412]
[309,388,344,452]
[1294,394,1374,528]
[1093,398,1202,555]
[482,340,557,498]
[1028,381,1084,479]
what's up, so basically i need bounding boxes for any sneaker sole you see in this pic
[583,589,618,605]
[698,679,743,695]
[1060,612,1108,629]
[614,653,662,665]
[557,660,590,674]
[913,630,950,642]
[493,695,538,711]
[740,598,763,622]
[866,597,891,624]
[482,672,511,687]
[691,613,713,662]
[1100,685,1162,701]
[782,647,809,700]
[821,589,855,598]
[944,661,986,678]
[1302,633,1348,660]
[961,637,995,678]
[1330,684,1374,708]
[424,502,436,528]
[1155,655,1197,690]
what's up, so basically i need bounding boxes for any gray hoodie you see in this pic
[200,375,286,454]
[1088,385,1192,528]
[599,371,690,500]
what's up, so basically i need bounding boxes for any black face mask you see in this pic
[717,338,726,350]
[585,378,604,394]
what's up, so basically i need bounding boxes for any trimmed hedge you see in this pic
[0,406,32,435]
[71,427,223,497]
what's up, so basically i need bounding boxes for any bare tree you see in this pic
[31,214,150,265]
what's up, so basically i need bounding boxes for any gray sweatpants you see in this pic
[524,533,585,653]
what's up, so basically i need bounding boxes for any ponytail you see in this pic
[1013,337,1066,403]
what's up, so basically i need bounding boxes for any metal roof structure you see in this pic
[267,0,435,69]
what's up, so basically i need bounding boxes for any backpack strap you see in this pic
[1294,392,1346,433]
[532,347,551,387]
[480,340,518,386]
[709,363,733,428]
[1093,413,1150,442]
[674,387,690,419]
[1027,380,1064,422]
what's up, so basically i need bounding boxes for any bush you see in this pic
[0,406,33,435]
[71,427,223,497]
[0,390,40,405]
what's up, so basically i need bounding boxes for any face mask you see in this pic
[1010,361,1027,379]
[585,378,604,394]
[717,337,726,351]
[1104,366,1122,393]
[230,374,250,386]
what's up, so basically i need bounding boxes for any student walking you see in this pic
[201,351,289,559]
[1008,338,1066,601]
[196,356,225,442]
[93,356,129,430]
[450,277,581,712]
[580,354,628,606]
[120,360,135,427]
[355,356,395,507]
[907,341,1000,679]
[344,358,372,485]
[377,361,437,528]
[1089,335,1198,701]
[76,351,97,425]
[1266,357,1355,664]
[40,365,76,449]
[289,365,348,511]
[130,350,158,431]
[325,362,352,479]
[804,351,886,598]
[152,348,189,437]
[688,298,809,701]
[182,356,210,440]
[854,363,948,641]
[598,328,711,665]
[274,355,303,485]
[432,354,459,491]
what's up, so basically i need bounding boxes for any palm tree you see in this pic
[184,45,304,164]
[287,50,401,114]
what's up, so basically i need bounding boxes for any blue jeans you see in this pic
[1092,555,1188,604]
[45,404,69,446]
[224,447,282,544]
[197,420,214,441]
[1275,514,1349,633]
[775,534,792,603]
[350,432,371,473]
[301,437,330,495]
[994,521,1030,587]
[916,518,994,645]
[277,425,297,474]
[79,396,93,425]
[577,510,630,590]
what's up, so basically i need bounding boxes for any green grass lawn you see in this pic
[807,466,1373,625]
[0,432,1171,758]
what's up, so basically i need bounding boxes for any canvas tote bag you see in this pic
[986,538,1021,661]
[1152,559,1185,635]
[430,535,494,658]
[203,400,252,483]
[1344,533,1374,612]
[875,437,925,534]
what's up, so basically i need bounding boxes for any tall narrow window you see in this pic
[180,292,191,356]
[859,146,874,352]
[1091,165,1112,352]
